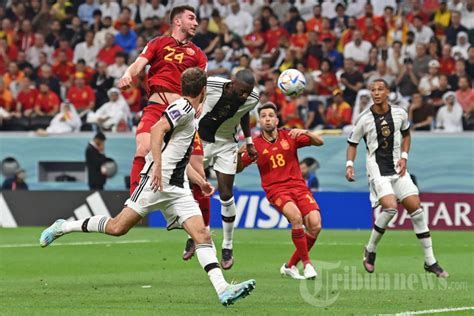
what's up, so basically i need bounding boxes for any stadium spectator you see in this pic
[305,4,323,34]
[53,38,74,63]
[34,81,60,117]
[438,43,456,76]
[419,60,441,96]
[468,47,474,79]
[271,0,291,22]
[225,2,253,38]
[91,61,114,108]
[444,10,468,46]
[64,16,85,48]
[0,78,14,113]
[340,58,364,106]
[448,59,469,90]
[128,35,147,63]
[330,3,348,34]
[460,2,474,29]
[26,33,52,69]
[435,91,463,132]
[114,7,137,30]
[300,157,320,192]
[372,0,397,17]
[193,18,218,55]
[410,15,434,45]
[406,1,429,24]
[363,47,379,80]
[115,24,137,54]
[100,0,121,21]
[412,43,431,79]
[207,48,232,79]
[367,60,395,88]
[225,38,250,65]
[314,59,338,105]
[321,37,343,70]
[67,73,95,114]
[50,0,73,21]
[93,16,117,48]
[265,14,289,53]
[74,59,96,84]
[107,52,128,85]
[36,64,61,98]
[73,31,98,68]
[429,74,452,110]
[409,93,433,131]
[451,32,469,60]
[319,17,336,44]
[346,0,366,18]
[290,20,308,54]
[138,17,161,42]
[88,88,130,132]
[2,169,28,191]
[241,0,264,18]
[455,76,474,113]
[85,132,107,190]
[52,50,76,84]
[78,0,99,25]
[387,40,403,76]
[97,33,124,66]
[343,30,372,65]
[122,85,142,114]
[38,101,81,135]
[16,20,35,52]
[3,62,24,96]
[325,89,352,129]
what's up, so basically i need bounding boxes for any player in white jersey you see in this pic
[183,69,259,269]
[39,68,257,306]
[345,79,448,278]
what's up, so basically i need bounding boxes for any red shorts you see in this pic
[136,102,167,135]
[266,185,320,217]
[192,132,204,156]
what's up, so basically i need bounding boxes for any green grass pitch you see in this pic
[1,228,473,315]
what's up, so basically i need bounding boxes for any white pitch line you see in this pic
[0,239,153,248]
[394,306,474,315]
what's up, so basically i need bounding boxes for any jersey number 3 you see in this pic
[164,46,184,64]
[270,154,286,168]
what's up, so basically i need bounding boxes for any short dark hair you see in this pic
[235,69,255,86]
[257,102,277,115]
[181,67,207,98]
[169,5,195,24]
[94,132,106,141]
[300,157,317,167]
[371,78,390,89]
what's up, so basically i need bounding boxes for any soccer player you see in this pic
[237,102,324,280]
[40,68,256,306]
[346,79,448,278]
[117,5,207,196]
[183,69,259,270]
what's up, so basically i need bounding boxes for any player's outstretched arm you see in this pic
[288,129,324,146]
[150,117,171,192]
[186,165,215,196]
[117,56,149,89]
[240,112,258,160]
[345,143,357,182]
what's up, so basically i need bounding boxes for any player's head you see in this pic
[181,67,207,103]
[229,69,255,103]
[169,5,198,39]
[370,79,389,106]
[258,102,278,133]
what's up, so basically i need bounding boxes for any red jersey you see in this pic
[97,45,123,65]
[265,27,289,53]
[140,36,207,95]
[290,33,308,49]
[241,129,311,194]
[35,91,60,113]
[52,61,76,82]
[16,89,38,111]
[67,86,96,110]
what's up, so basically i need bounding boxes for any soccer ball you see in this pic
[277,69,306,97]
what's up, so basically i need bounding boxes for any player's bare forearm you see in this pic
[187,164,216,197]
[240,112,252,137]
[401,129,411,154]
[236,153,245,173]
[307,130,324,146]
[346,143,358,182]
[346,143,357,162]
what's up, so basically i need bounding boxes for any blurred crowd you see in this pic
[0,0,473,134]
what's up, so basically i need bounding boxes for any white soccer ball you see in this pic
[277,69,306,97]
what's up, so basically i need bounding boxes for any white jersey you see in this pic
[198,76,259,142]
[141,98,196,189]
[348,105,411,178]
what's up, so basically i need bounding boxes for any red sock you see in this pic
[288,233,316,267]
[290,228,310,266]
[192,184,211,226]
[130,156,145,195]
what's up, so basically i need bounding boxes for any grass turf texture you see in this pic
[1,228,473,315]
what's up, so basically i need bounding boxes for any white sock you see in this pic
[195,243,228,295]
[206,226,217,256]
[220,197,236,250]
[410,208,436,265]
[61,216,110,234]
[366,208,397,252]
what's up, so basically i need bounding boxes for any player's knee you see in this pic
[289,215,303,227]
[193,226,211,244]
[219,191,234,203]
[107,222,129,236]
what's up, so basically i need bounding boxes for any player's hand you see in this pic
[150,163,163,192]
[238,144,247,154]
[117,73,133,90]
[397,158,407,176]
[247,143,258,161]
[346,166,355,182]
[200,181,215,196]
[288,128,308,138]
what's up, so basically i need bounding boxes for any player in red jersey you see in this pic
[237,102,324,280]
[117,5,208,195]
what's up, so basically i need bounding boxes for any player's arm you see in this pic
[117,56,149,89]
[186,164,215,196]
[397,114,412,176]
[236,144,255,173]
[346,117,365,182]
[288,129,324,146]
[240,112,258,160]
[149,116,171,192]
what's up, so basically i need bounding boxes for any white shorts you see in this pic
[125,178,201,230]
[369,172,419,208]
[202,140,238,175]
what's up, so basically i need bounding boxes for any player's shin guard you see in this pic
[291,228,311,266]
[130,156,146,195]
[196,243,228,295]
[366,208,397,252]
[410,208,436,265]
[192,184,211,227]
[220,197,236,249]
[61,215,110,234]
[288,234,317,267]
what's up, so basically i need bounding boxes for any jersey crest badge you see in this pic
[262,149,269,154]
[186,48,195,56]
[281,140,290,150]
[381,121,391,137]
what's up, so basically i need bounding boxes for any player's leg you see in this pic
[39,207,142,247]
[401,194,449,277]
[215,170,237,270]
[287,210,322,268]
